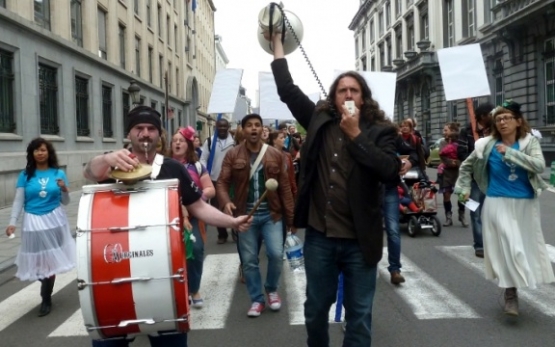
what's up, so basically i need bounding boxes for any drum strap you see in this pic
[150,154,164,179]
[250,144,268,180]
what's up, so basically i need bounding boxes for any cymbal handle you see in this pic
[246,190,269,219]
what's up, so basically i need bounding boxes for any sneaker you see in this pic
[247,302,265,317]
[504,288,519,316]
[191,297,204,309]
[390,271,406,285]
[267,292,282,311]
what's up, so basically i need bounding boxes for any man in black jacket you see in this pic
[457,103,493,258]
[270,33,400,347]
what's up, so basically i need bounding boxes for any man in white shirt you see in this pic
[200,117,236,243]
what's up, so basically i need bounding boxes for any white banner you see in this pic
[207,69,244,114]
[437,44,491,101]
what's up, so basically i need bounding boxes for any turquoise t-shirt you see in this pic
[486,141,534,199]
[16,168,69,215]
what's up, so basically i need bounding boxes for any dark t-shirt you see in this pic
[101,157,202,206]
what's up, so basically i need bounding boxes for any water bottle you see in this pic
[284,232,304,272]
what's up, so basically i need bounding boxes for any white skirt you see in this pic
[15,206,76,281]
[482,196,555,289]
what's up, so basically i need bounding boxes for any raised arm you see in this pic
[83,150,139,182]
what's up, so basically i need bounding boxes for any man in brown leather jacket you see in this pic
[217,113,295,318]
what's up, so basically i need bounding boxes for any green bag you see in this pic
[183,226,195,260]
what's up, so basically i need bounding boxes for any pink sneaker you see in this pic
[267,292,282,311]
[247,302,265,317]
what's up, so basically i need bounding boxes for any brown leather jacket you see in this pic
[216,144,295,227]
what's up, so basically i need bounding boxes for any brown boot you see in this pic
[390,271,405,285]
[458,211,468,227]
[443,211,453,227]
[504,287,518,316]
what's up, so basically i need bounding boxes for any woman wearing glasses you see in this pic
[455,100,554,317]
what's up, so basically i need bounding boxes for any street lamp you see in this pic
[128,79,142,106]
[206,113,214,141]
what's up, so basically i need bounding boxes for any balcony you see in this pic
[483,0,555,33]
[394,51,438,80]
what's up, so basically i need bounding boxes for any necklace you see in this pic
[38,177,49,198]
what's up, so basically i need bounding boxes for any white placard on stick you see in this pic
[259,72,319,120]
[437,44,491,101]
[207,69,244,114]
[333,70,397,120]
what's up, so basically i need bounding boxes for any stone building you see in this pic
[0,0,217,206]
[349,0,555,161]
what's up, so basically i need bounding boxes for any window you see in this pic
[186,36,191,61]
[463,0,475,38]
[158,5,162,38]
[0,50,15,133]
[396,93,403,122]
[167,15,170,43]
[370,19,375,44]
[385,2,391,28]
[406,20,415,50]
[134,0,139,15]
[176,68,180,95]
[396,0,402,18]
[98,9,107,59]
[159,55,164,87]
[34,0,51,30]
[406,0,413,6]
[146,0,151,26]
[361,30,366,51]
[485,0,496,24]
[355,38,359,57]
[371,56,375,71]
[420,13,429,40]
[378,11,384,36]
[102,85,113,137]
[361,57,367,71]
[122,91,130,136]
[38,64,58,135]
[75,76,89,136]
[0,0,5,8]
[168,61,172,93]
[379,43,385,69]
[493,59,504,108]
[450,101,458,123]
[421,83,431,112]
[71,0,83,47]
[119,25,126,68]
[148,46,153,82]
[151,100,157,110]
[135,36,141,77]
[386,37,392,66]
[545,38,555,124]
[174,24,178,49]
[395,27,403,58]
[445,0,455,47]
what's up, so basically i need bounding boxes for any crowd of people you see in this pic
[4,38,555,347]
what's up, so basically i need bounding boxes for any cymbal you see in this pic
[110,164,152,183]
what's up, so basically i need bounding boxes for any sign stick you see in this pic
[465,98,479,141]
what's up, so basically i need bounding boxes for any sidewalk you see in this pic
[0,190,82,273]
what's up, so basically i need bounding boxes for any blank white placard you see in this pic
[207,69,244,114]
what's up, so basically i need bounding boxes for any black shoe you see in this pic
[475,249,484,258]
[38,300,51,317]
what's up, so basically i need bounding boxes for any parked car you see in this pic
[427,139,442,168]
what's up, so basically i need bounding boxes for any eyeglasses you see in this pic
[495,116,515,124]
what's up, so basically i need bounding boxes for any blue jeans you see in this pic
[92,332,187,346]
[238,209,284,303]
[469,179,484,251]
[383,185,402,273]
[304,227,377,347]
[187,218,204,294]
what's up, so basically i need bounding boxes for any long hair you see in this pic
[25,137,59,181]
[316,71,389,125]
[490,107,531,140]
[170,130,199,163]
[444,122,460,142]
[268,131,284,147]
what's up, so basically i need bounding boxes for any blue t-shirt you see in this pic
[486,142,534,199]
[16,168,69,215]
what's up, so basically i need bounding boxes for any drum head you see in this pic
[110,164,152,183]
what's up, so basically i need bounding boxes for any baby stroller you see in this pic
[399,168,442,237]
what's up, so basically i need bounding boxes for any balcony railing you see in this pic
[492,0,544,23]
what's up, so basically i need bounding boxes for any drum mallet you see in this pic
[247,178,279,219]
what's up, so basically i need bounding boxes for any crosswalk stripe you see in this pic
[48,309,88,337]
[380,248,480,319]
[0,270,77,332]
[189,253,241,330]
[438,245,555,317]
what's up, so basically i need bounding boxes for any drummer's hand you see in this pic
[183,218,193,232]
[223,202,236,216]
[399,160,412,176]
[233,215,252,232]
[105,150,139,172]
[5,225,16,237]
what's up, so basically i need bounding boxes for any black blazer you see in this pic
[271,58,401,266]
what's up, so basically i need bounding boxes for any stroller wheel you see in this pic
[407,216,420,237]
[431,216,442,236]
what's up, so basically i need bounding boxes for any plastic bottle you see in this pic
[284,232,304,272]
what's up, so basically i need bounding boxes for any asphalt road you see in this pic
[1,188,555,346]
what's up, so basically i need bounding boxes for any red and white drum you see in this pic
[76,179,189,340]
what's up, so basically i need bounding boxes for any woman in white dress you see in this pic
[5,138,75,317]
[456,100,555,316]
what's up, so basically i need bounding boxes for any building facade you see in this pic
[0,0,217,206]
[350,0,555,161]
